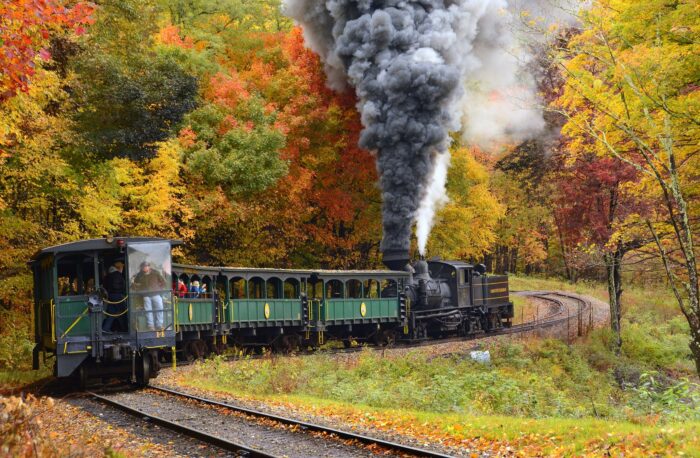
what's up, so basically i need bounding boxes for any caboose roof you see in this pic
[30,237,181,263]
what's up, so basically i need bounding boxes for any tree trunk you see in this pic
[691,324,700,375]
[604,248,623,353]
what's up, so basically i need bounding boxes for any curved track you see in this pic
[505,291,591,336]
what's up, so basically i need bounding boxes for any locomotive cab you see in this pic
[31,237,180,386]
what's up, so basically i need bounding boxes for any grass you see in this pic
[183,352,700,456]
[173,274,699,455]
[0,368,51,392]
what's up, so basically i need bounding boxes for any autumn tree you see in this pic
[553,154,649,350]
[553,0,700,371]
[491,141,553,274]
[426,147,505,260]
[69,0,197,160]
[0,0,93,101]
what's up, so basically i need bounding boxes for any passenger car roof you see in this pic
[174,264,410,279]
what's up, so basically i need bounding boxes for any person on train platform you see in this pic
[102,260,127,332]
[132,260,166,331]
[189,280,201,298]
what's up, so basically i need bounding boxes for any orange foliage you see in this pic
[158,24,195,49]
[181,25,380,267]
[205,71,250,109]
[0,0,94,100]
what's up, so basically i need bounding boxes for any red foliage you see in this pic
[0,0,94,100]
[554,154,642,248]
[185,25,380,265]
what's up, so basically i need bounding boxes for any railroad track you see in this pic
[508,291,591,337]
[88,390,274,457]
[88,388,454,458]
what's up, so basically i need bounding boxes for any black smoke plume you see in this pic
[284,0,572,254]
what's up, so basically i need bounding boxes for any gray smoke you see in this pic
[283,0,578,254]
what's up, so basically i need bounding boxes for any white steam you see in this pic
[415,0,579,254]
[416,151,451,253]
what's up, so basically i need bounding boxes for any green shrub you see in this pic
[0,310,34,371]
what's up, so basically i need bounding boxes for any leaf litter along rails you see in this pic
[89,388,441,458]
[157,291,696,456]
[148,385,454,458]
[0,392,203,457]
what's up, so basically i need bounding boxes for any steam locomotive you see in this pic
[31,238,512,386]
[383,248,513,340]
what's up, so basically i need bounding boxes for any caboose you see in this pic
[30,237,179,386]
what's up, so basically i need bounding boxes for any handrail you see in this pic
[59,306,89,339]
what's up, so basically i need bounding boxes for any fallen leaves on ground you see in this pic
[0,394,181,457]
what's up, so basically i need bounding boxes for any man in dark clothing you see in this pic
[102,260,127,332]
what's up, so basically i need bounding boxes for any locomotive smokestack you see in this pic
[382,248,410,271]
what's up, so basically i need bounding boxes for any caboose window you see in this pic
[127,241,174,332]
[56,254,95,297]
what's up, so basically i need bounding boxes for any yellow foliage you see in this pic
[119,139,191,238]
[426,147,505,259]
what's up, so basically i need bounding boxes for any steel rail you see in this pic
[149,385,455,458]
[88,391,276,458]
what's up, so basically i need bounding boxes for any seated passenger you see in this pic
[176,279,187,298]
[189,280,201,298]
[85,278,96,294]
